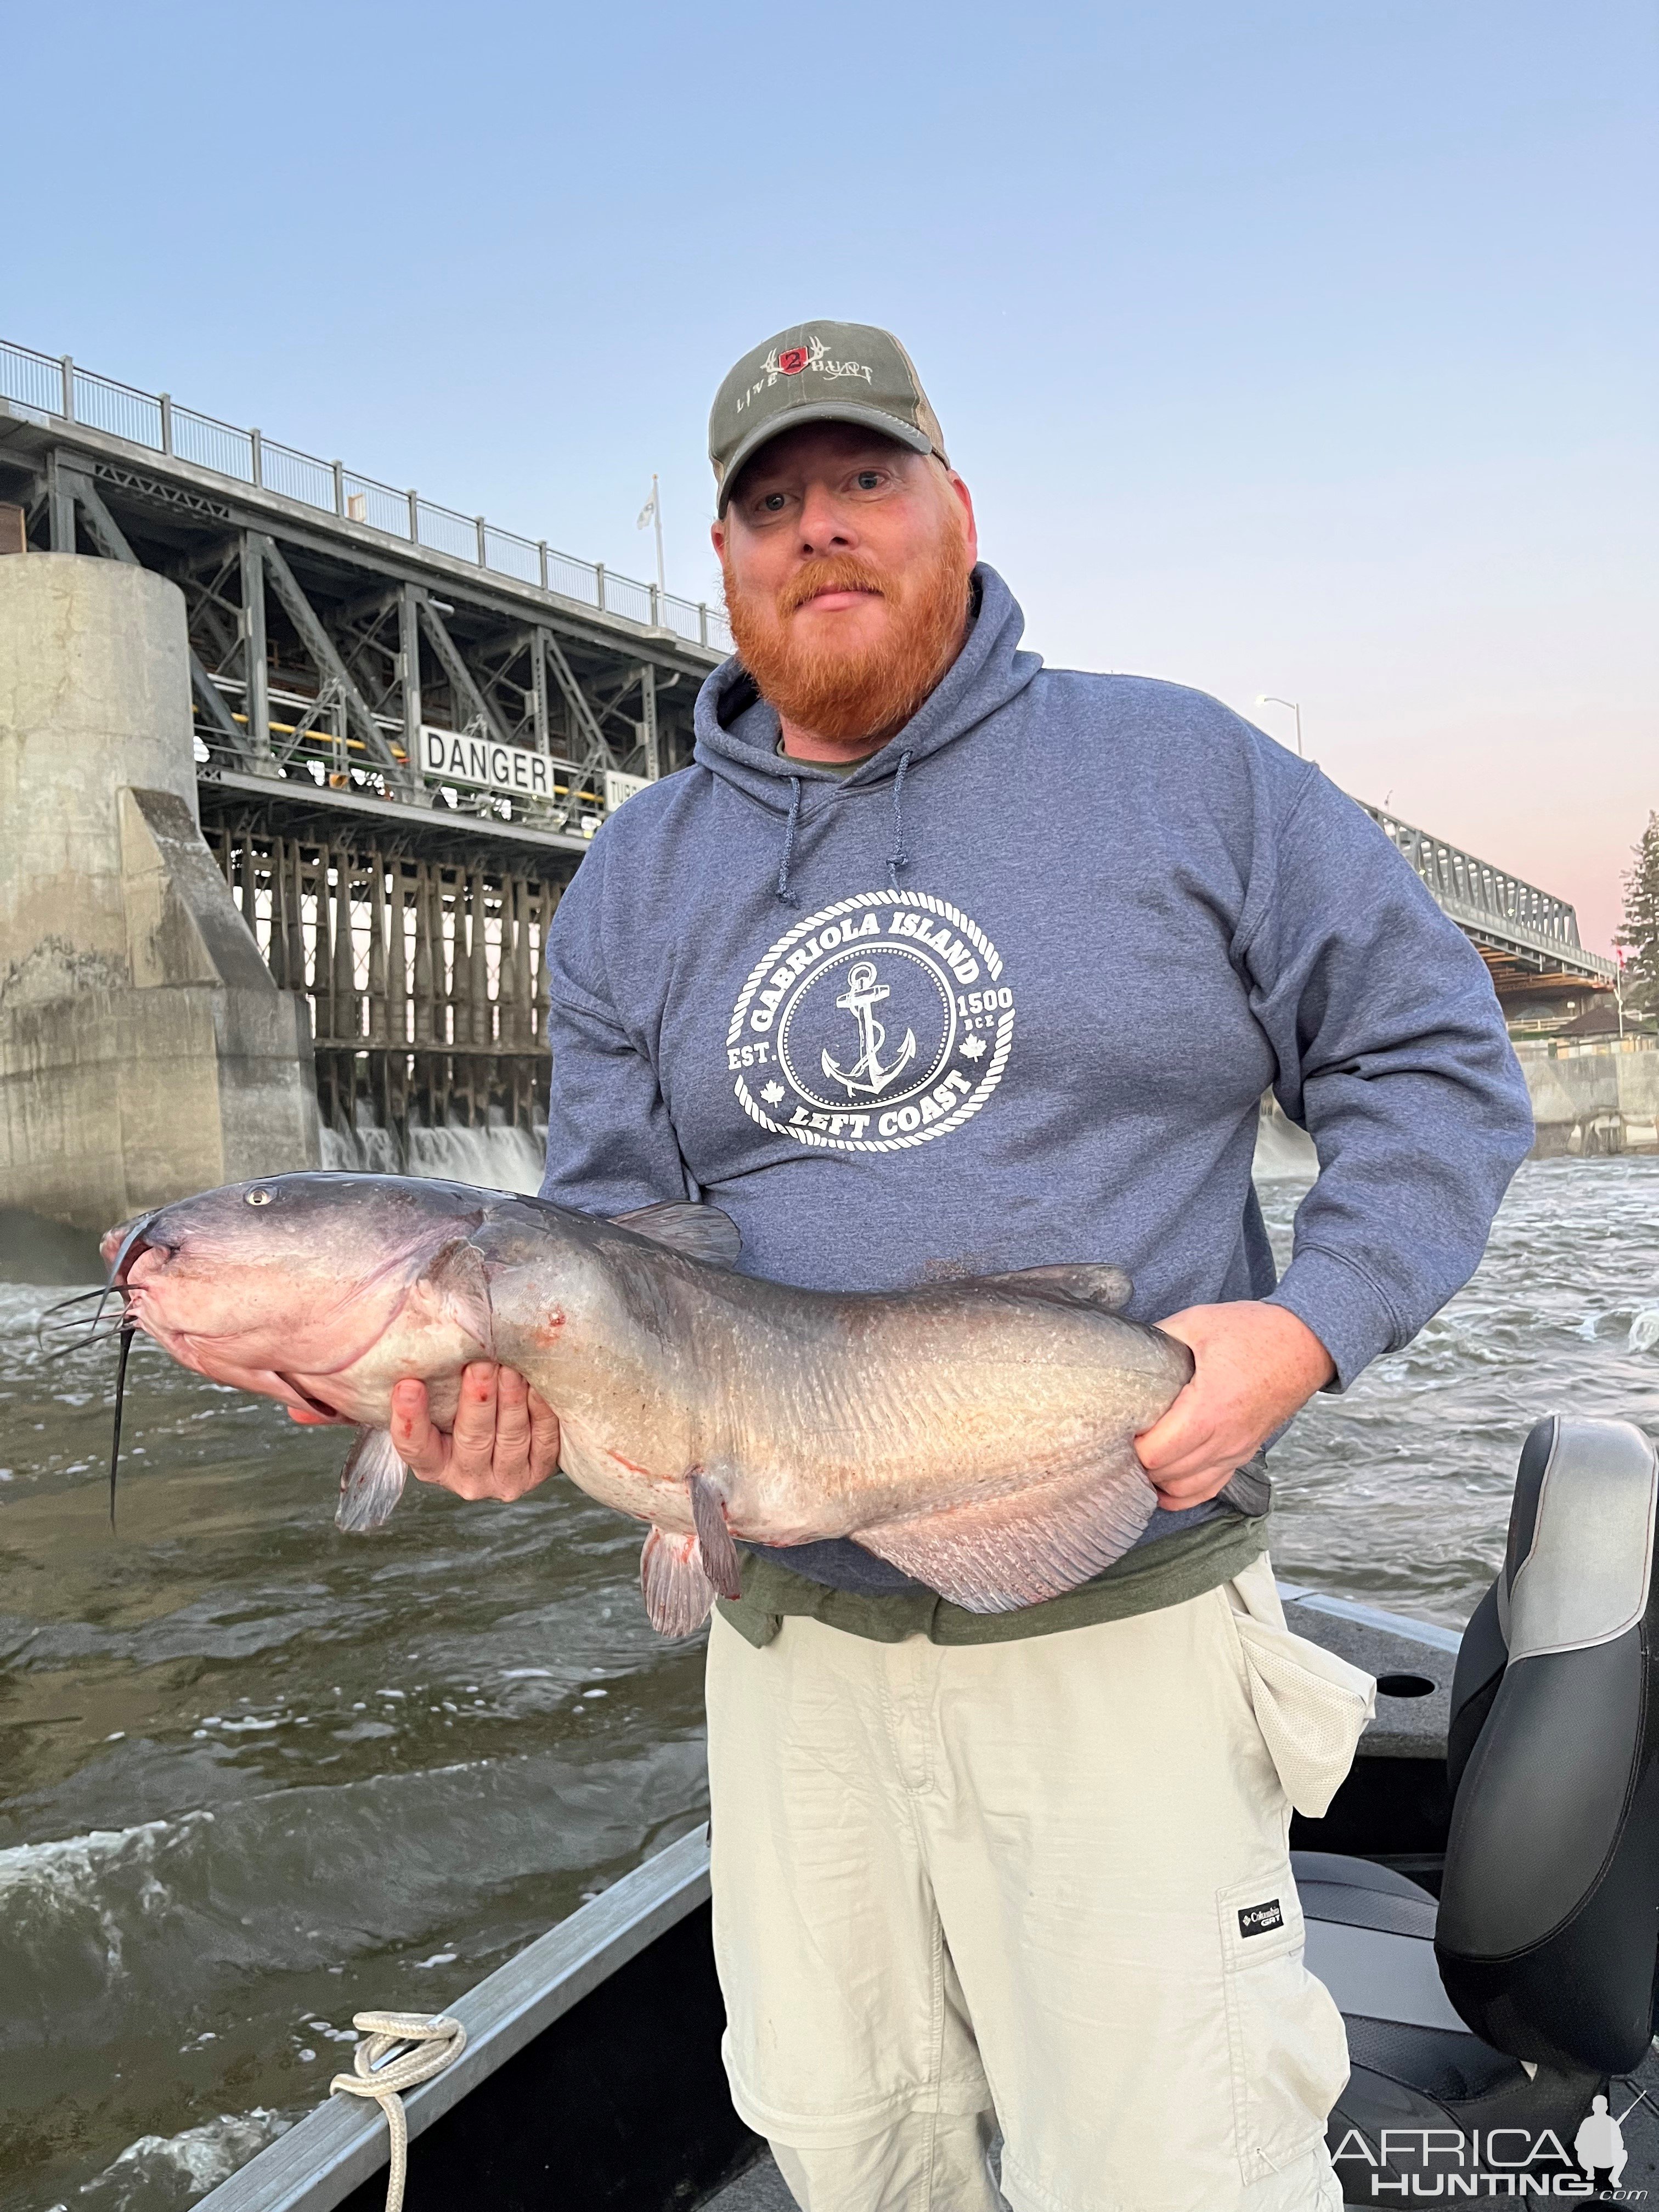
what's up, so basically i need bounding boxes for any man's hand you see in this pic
[1135,1302,1335,1511]
[389,1362,561,1502]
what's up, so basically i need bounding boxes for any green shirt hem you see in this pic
[715,1513,1269,1649]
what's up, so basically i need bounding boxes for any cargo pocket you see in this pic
[1224,1571,1376,1819]
[1218,1870,1351,2184]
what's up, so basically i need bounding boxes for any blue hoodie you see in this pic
[539,566,1533,1601]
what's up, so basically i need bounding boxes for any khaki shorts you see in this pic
[705,1555,1375,2212]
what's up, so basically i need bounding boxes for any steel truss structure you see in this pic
[0,339,1614,1041]
[0,350,722,857]
[1360,804,1615,996]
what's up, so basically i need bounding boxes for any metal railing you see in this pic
[1360,802,1616,978]
[0,337,732,656]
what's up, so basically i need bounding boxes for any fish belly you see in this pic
[718,1300,1188,1609]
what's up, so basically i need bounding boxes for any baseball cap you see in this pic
[709,321,949,514]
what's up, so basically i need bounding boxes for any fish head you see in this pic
[103,1173,491,1409]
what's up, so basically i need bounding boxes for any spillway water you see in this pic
[1,1158,1655,2208]
[318,1120,548,1193]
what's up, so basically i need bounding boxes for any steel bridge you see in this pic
[1358,804,1615,1002]
[0,337,1613,1158]
[0,337,738,1151]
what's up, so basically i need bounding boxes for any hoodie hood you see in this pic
[693,565,1043,812]
[692,564,1043,904]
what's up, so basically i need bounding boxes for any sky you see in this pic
[9,0,1654,951]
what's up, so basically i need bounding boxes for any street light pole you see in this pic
[1255,695,1304,758]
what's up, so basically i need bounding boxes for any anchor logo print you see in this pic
[822,961,917,1097]
[725,890,1017,1155]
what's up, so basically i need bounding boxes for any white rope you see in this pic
[329,2010,467,2212]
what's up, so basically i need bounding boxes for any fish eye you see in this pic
[245,1188,273,1207]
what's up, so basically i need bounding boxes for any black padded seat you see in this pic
[1437,1415,1659,2076]
[1294,1848,1593,2200]
[1296,1416,1659,2203]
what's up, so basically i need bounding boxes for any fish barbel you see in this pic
[101,1173,1193,1637]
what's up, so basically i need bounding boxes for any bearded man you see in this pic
[390,323,1534,2211]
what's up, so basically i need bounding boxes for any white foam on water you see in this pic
[0,1811,212,1911]
[80,2107,287,2202]
[1629,1305,1659,1353]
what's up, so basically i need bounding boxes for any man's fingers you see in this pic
[1134,1393,1217,1476]
[389,1367,556,1503]
[450,1362,502,1474]
[392,1379,449,1482]
[494,1366,533,1455]
[527,1389,561,1485]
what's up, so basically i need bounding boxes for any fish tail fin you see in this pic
[853,1444,1158,1613]
[641,1526,718,1639]
[335,1427,410,1533]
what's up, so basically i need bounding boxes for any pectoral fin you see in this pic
[853,1444,1158,1612]
[640,1526,718,1638]
[335,1427,410,1533]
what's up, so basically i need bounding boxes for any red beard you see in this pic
[722,528,974,746]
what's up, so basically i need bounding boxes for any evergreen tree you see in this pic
[1615,811,1659,1012]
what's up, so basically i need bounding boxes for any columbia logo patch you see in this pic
[1238,1899,1284,1938]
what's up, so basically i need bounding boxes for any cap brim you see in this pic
[715,402,935,514]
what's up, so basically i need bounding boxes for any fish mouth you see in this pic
[280,1378,350,1423]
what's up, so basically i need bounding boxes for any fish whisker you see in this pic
[42,1288,114,1316]
[40,1335,121,1365]
[37,1286,128,1357]
[109,1321,137,1531]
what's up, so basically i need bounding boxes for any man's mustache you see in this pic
[776,559,895,618]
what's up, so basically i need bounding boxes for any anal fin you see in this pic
[854,1445,1157,1612]
[689,1470,743,1599]
[641,1526,718,1638]
[335,1427,410,1533]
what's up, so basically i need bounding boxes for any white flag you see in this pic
[636,488,657,529]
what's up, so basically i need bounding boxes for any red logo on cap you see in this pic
[776,347,810,375]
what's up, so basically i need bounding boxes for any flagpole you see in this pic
[650,472,666,600]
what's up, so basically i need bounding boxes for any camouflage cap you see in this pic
[709,321,949,514]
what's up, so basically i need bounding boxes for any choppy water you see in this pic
[2,1158,1655,2208]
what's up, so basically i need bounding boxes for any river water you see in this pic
[2,1155,1656,2208]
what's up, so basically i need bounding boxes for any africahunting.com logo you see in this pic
[1333,2090,1649,2198]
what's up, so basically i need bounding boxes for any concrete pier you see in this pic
[0,554,318,1233]
[1520,1045,1659,1157]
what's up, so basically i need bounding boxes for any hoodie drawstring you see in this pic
[775,775,803,905]
[887,750,913,891]
[771,748,916,904]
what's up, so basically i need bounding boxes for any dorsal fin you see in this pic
[610,1200,741,1267]
[974,1262,1133,1312]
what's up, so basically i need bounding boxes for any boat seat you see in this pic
[1299,1414,1659,2202]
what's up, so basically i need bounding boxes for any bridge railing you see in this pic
[0,337,732,657]
[1362,803,1616,979]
